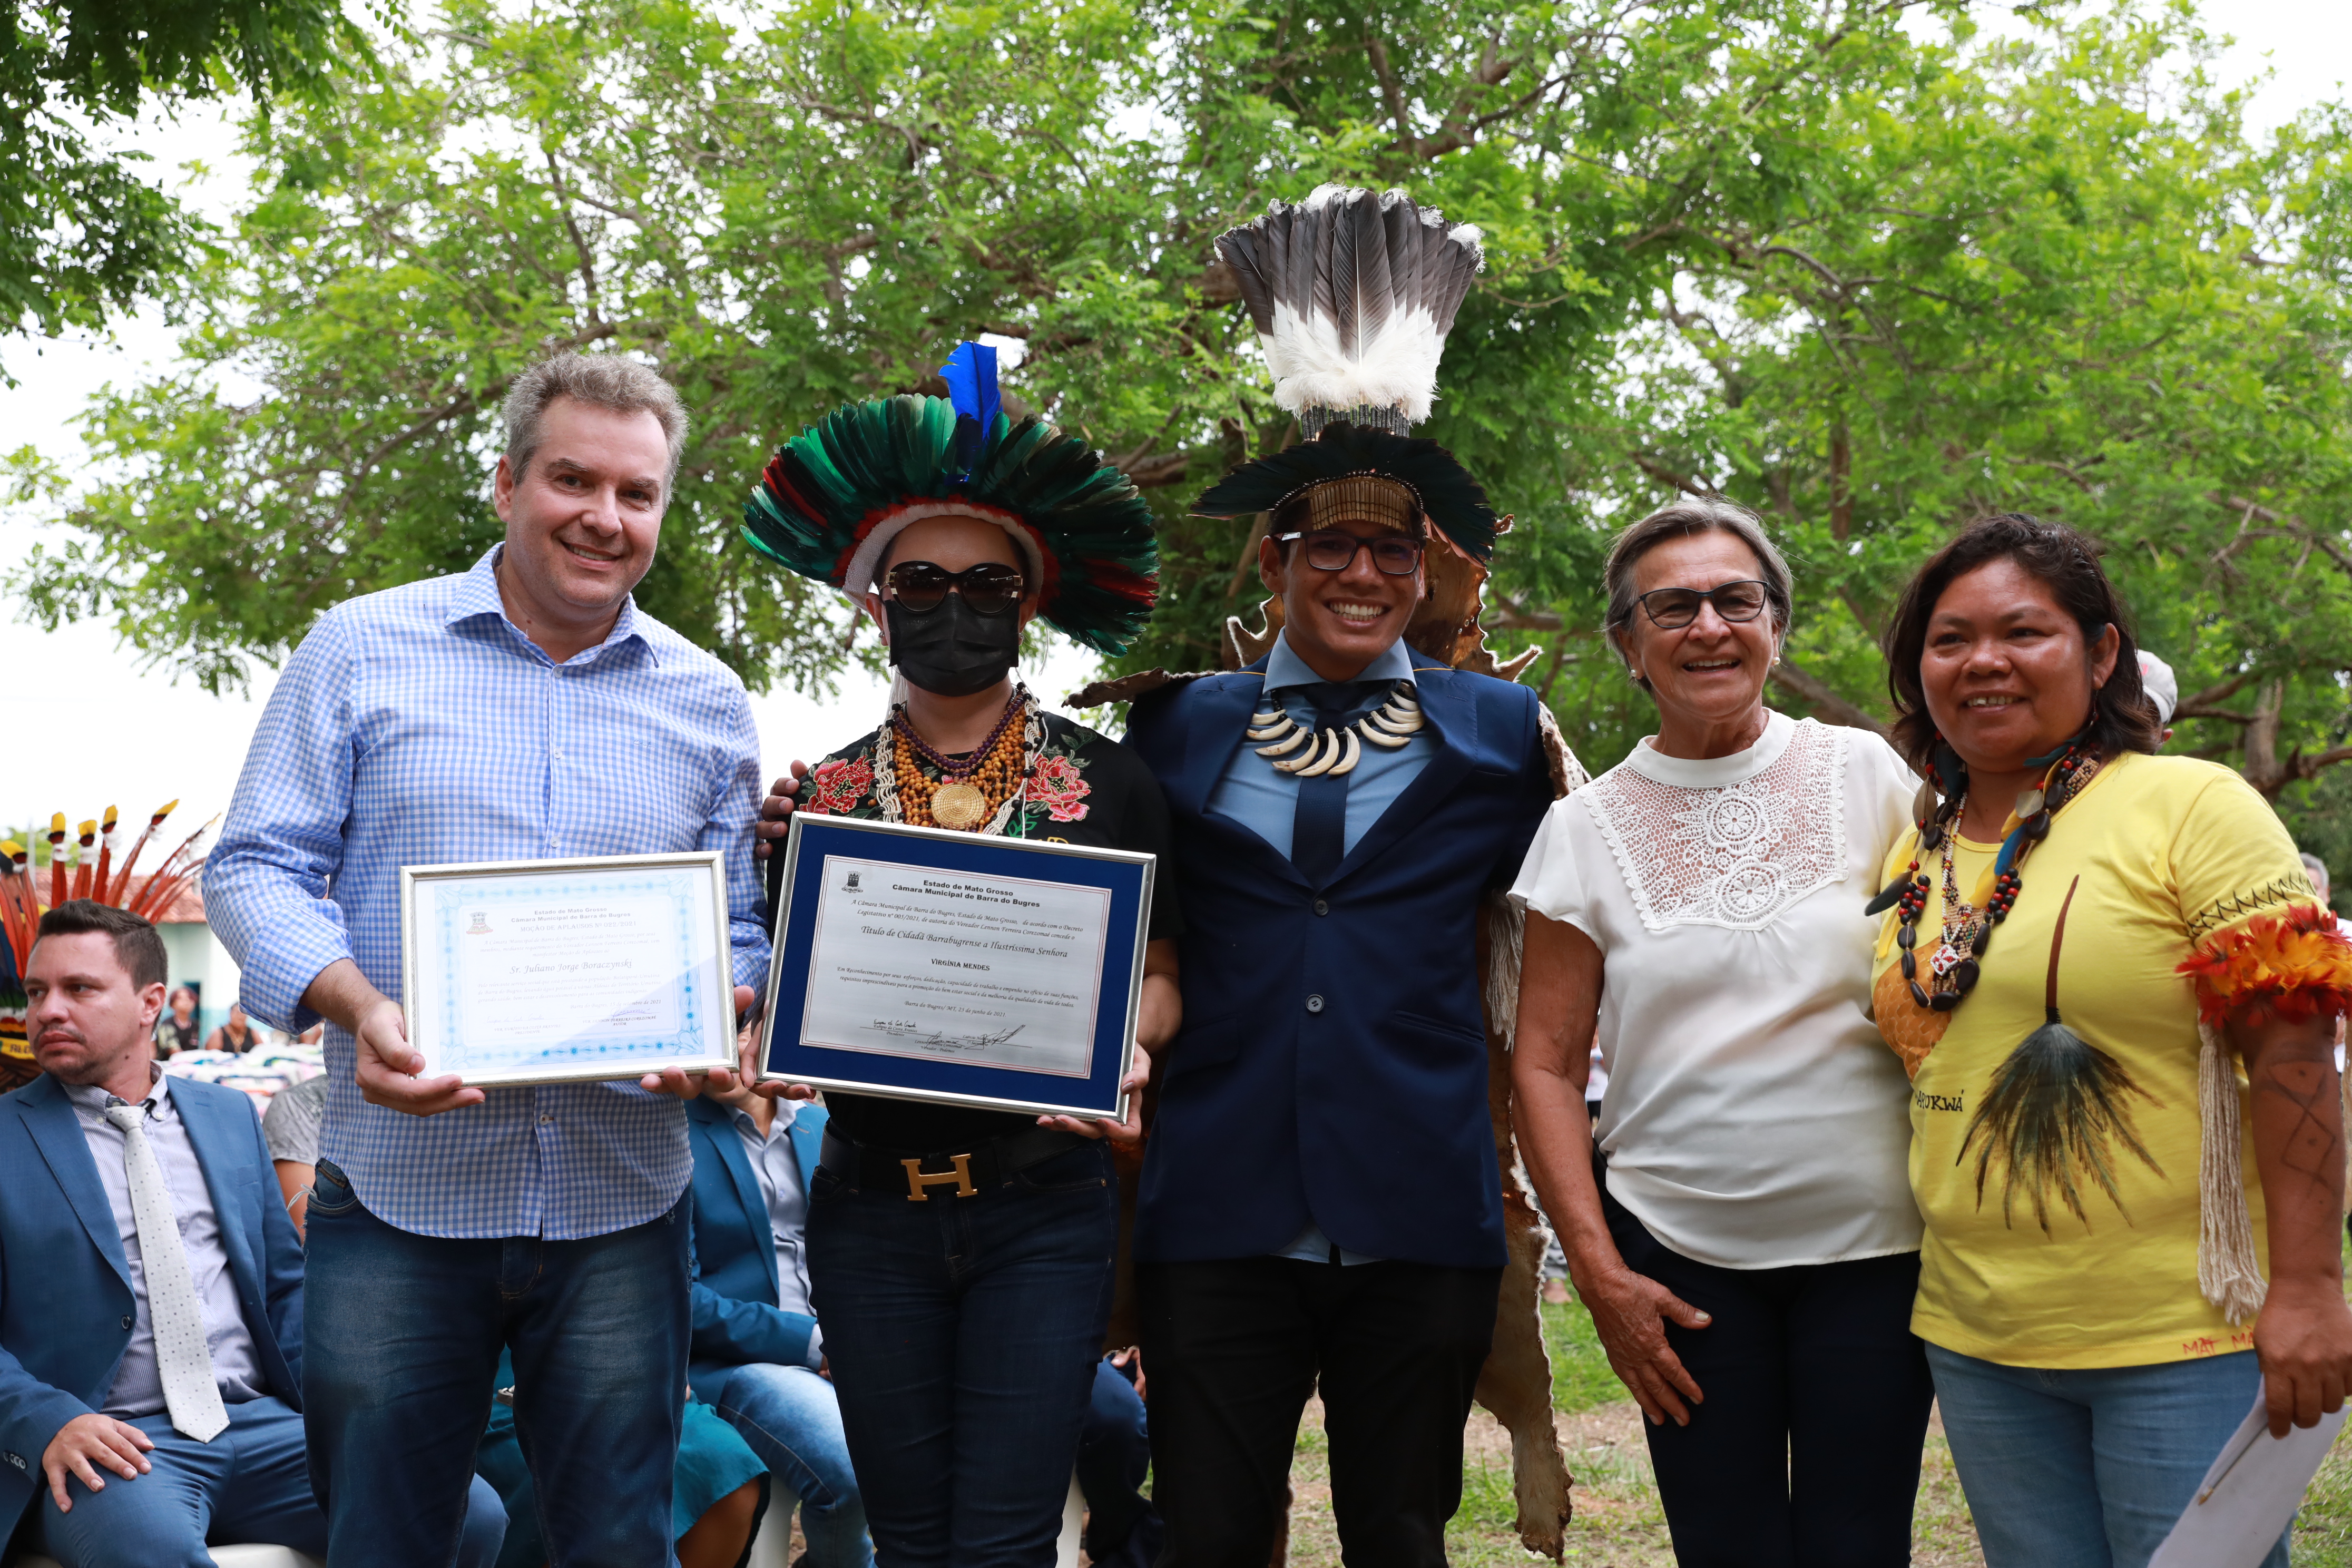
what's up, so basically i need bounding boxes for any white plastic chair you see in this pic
[19,1549,319,1568]
[744,1471,1083,1567]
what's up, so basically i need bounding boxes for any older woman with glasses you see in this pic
[1510,498,1932,1567]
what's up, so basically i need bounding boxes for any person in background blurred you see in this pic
[2137,650,2178,744]
[152,987,200,1059]
[203,1002,257,1055]
[262,1071,328,1236]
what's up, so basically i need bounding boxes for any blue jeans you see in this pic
[303,1160,692,1568]
[33,1396,505,1568]
[1927,1344,2291,1568]
[806,1140,1118,1568]
[1076,1357,1161,1568]
[703,1361,873,1568]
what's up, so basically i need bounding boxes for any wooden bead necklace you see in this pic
[890,687,1030,831]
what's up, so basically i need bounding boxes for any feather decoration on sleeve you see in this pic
[1218,185,1484,433]
[2177,904,2352,1024]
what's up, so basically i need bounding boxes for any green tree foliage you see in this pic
[11,0,2351,831]
[0,0,371,337]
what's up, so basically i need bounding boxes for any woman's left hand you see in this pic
[1040,1049,1151,1145]
[2252,1277,2352,1437]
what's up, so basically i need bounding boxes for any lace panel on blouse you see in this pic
[1579,719,1851,933]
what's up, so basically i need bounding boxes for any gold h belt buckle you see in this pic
[902,1153,977,1202]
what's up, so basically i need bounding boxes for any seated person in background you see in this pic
[260,1073,328,1236]
[200,1004,257,1056]
[0,901,505,1567]
[151,988,200,1060]
[474,1348,765,1568]
[687,1048,873,1567]
[1079,1349,1161,1568]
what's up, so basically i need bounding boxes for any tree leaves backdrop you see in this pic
[11,0,2350,875]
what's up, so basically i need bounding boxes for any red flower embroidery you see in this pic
[805,756,874,816]
[1027,754,1091,822]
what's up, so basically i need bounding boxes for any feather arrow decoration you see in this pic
[1217,185,1484,429]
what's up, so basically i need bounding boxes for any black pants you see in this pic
[1601,1181,1933,1568]
[1138,1256,1501,1568]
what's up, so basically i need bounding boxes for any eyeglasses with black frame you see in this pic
[1274,531,1424,577]
[884,561,1027,615]
[1635,579,1772,630]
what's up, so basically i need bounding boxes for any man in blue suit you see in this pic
[0,901,505,1568]
[1122,192,1554,1568]
[686,1069,872,1567]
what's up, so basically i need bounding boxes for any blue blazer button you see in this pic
[1305,994,1325,1014]
[120,1315,134,1330]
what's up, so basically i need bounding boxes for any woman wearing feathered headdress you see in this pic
[740,343,1182,1565]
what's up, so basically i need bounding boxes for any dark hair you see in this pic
[1881,512,2162,771]
[33,899,168,990]
[1601,497,1794,691]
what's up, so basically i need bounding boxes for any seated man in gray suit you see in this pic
[0,901,504,1568]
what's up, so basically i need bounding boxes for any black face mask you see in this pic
[885,594,1022,698]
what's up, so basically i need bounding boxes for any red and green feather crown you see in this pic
[741,348,1160,656]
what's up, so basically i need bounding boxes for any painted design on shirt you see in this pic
[1579,717,1850,934]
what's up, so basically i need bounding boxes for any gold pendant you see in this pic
[930,781,989,830]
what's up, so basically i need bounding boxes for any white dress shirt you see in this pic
[66,1070,266,1415]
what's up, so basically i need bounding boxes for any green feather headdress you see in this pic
[741,345,1160,655]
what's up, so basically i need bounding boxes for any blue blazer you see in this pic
[1125,660,1553,1269]
[0,1073,304,1532]
[684,1095,826,1393]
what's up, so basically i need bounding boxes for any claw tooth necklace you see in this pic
[1892,736,2102,1013]
[1244,680,1424,778]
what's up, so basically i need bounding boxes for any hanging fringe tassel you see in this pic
[2196,1018,2267,1325]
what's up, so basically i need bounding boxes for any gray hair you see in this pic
[501,352,690,494]
[1602,496,1794,690]
[2302,851,2332,903]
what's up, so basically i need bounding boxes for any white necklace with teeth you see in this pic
[1245,681,1423,778]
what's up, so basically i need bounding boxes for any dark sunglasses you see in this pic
[1636,579,1771,630]
[1275,530,1424,577]
[885,561,1027,614]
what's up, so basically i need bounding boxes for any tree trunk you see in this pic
[2242,678,2288,799]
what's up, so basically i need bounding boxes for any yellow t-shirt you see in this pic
[1870,751,2318,1368]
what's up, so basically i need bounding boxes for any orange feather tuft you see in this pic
[2177,904,2352,1025]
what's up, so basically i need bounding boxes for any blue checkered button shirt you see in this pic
[205,545,770,1240]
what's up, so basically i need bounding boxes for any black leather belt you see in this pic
[819,1125,1087,1201]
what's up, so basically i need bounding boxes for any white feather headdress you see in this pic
[1216,185,1484,432]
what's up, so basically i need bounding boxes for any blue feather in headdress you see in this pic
[938,341,1001,480]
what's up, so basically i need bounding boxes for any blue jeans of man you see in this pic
[702,1361,873,1568]
[1076,1357,1161,1568]
[33,1396,505,1568]
[302,1160,691,1568]
[1927,1344,2291,1568]
[805,1140,1117,1568]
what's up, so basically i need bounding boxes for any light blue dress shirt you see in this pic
[726,1102,825,1368]
[205,544,770,1241]
[1203,630,1435,1266]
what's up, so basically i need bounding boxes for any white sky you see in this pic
[0,0,2343,842]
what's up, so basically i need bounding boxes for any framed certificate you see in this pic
[399,852,739,1086]
[760,814,1155,1121]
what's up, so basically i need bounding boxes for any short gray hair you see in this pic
[501,352,690,493]
[1603,496,1794,690]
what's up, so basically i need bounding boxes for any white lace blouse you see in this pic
[1509,710,1923,1269]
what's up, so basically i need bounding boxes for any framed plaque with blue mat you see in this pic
[760,812,1155,1121]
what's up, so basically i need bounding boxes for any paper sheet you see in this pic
[2148,1391,2346,1567]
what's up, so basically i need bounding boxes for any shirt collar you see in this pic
[1263,630,1417,694]
[63,1062,170,1119]
[727,1101,799,1142]
[444,543,656,668]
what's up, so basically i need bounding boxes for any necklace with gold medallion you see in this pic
[885,685,1037,831]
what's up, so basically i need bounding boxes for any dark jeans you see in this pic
[303,1160,692,1568]
[1076,1356,1161,1568]
[806,1140,1118,1568]
[1601,1180,1933,1568]
[1138,1255,1502,1568]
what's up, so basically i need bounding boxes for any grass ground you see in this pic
[1273,1299,2352,1566]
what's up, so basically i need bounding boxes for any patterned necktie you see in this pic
[104,1102,229,1442]
[1288,680,1393,884]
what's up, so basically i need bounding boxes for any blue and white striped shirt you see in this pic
[205,545,770,1240]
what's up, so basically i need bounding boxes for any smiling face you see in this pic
[494,395,670,633]
[1259,519,1425,680]
[1617,530,1780,731]
[1920,555,2119,775]
[25,931,162,1089]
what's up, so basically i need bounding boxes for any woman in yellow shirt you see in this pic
[1869,512,2352,1568]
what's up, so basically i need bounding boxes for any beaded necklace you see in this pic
[1891,734,2101,1014]
[886,685,1033,831]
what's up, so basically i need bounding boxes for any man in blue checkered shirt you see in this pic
[206,353,773,1567]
